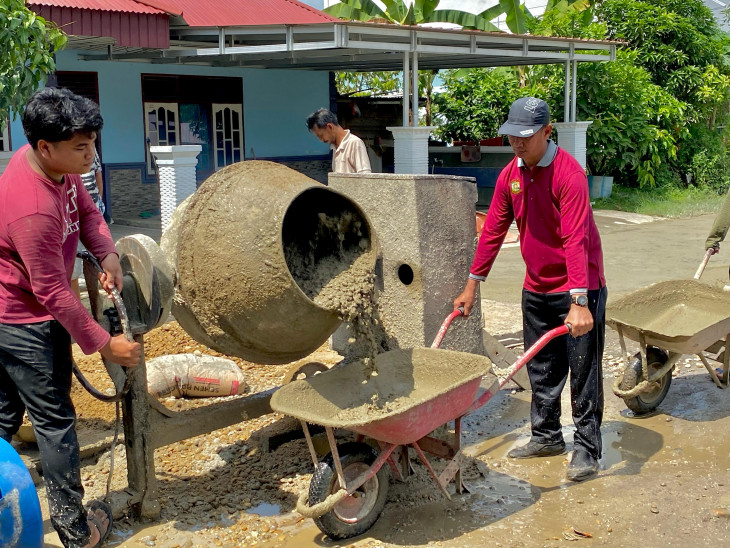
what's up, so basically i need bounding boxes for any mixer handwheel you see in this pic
[115,234,175,333]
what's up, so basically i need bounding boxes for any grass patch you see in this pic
[593,185,725,217]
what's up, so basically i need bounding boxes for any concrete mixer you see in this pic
[63,161,378,519]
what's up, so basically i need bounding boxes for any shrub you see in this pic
[690,150,730,194]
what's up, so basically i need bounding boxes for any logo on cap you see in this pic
[519,129,534,136]
[524,98,541,113]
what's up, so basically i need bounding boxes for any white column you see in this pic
[553,121,592,171]
[386,126,436,174]
[0,151,13,177]
[150,145,201,233]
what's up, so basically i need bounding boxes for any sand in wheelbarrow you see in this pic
[608,279,730,338]
[271,348,492,428]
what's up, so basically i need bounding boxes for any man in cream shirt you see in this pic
[306,108,372,173]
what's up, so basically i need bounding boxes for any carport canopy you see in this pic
[78,21,619,126]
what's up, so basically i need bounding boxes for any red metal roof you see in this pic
[28,0,338,50]
[158,0,339,27]
[30,0,338,25]
[28,0,166,15]
[28,2,170,48]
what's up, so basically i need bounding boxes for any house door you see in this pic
[144,102,180,173]
[212,104,243,170]
[0,124,9,152]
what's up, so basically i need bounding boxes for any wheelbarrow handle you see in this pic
[431,307,465,349]
[466,323,571,414]
[694,248,715,280]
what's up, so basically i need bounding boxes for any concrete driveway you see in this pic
[482,211,725,302]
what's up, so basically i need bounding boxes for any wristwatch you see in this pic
[571,294,588,307]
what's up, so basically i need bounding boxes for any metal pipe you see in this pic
[564,61,570,123]
[571,60,577,122]
[412,51,419,126]
[403,51,410,127]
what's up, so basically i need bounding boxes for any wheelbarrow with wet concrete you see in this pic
[271,309,570,540]
[609,252,730,415]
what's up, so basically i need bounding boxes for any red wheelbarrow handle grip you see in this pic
[431,307,465,349]
[466,323,571,414]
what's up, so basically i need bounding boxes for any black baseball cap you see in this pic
[498,97,550,137]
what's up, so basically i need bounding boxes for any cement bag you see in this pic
[147,354,248,398]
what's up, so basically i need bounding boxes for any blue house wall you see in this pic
[9,49,331,161]
[7,49,333,224]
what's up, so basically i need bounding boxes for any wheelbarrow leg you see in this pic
[379,442,409,482]
[411,441,453,500]
[454,417,469,495]
[300,421,320,468]
[699,354,726,389]
[326,427,347,489]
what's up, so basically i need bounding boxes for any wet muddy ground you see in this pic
[35,303,730,548]
[31,212,730,546]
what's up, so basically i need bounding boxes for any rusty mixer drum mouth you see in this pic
[167,161,377,365]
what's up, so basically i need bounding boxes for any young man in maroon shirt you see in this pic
[455,97,607,481]
[0,88,140,547]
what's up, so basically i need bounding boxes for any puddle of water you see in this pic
[246,502,281,516]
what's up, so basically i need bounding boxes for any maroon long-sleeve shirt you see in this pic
[471,143,605,293]
[0,145,117,354]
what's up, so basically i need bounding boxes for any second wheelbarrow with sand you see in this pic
[608,278,730,415]
[271,310,569,540]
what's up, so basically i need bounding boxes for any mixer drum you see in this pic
[169,161,376,364]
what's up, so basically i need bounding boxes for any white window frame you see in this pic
[144,102,180,173]
[0,123,10,152]
[212,104,244,170]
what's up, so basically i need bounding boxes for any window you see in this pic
[144,103,180,173]
[213,104,243,169]
[142,75,243,179]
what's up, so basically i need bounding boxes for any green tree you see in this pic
[433,68,520,142]
[0,0,67,130]
[596,0,727,103]
[501,0,595,36]
[596,0,730,184]
[325,0,502,31]
[326,0,503,124]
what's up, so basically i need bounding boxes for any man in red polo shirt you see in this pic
[455,97,607,481]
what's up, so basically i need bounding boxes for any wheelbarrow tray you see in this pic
[271,348,493,445]
[607,280,730,355]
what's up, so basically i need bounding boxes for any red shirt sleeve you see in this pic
[8,213,111,354]
[556,170,591,291]
[470,171,515,278]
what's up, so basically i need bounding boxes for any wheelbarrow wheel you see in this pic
[309,441,389,540]
[619,347,671,415]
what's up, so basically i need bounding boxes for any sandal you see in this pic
[86,500,113,547]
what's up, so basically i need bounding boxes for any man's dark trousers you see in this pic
[522,287,607,458]
[0,320,90,547]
